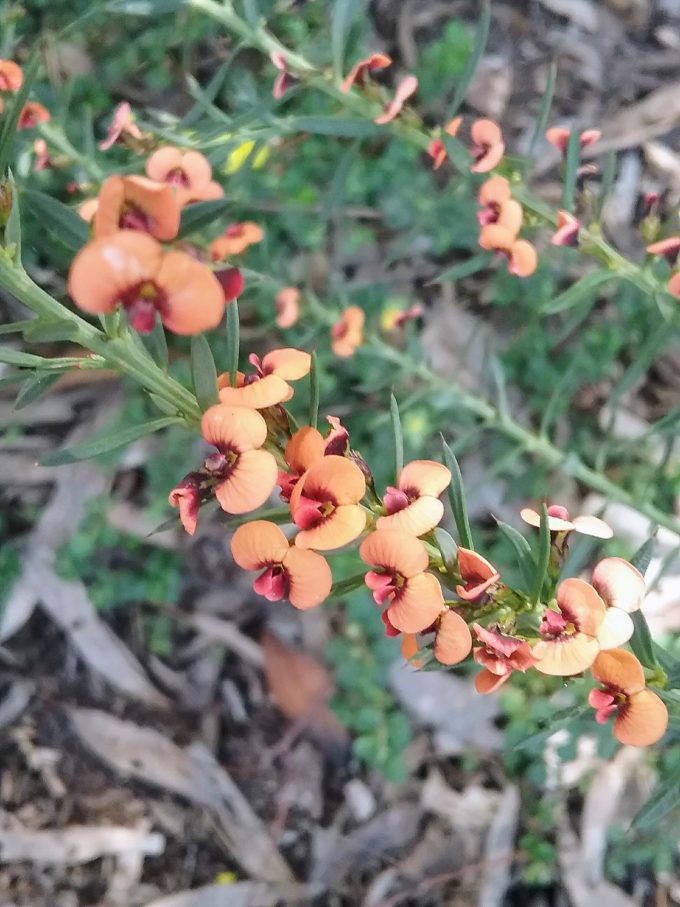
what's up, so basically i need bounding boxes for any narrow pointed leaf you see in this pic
[0,320,35,336]
[561,127,581,212]
[489,356,510,422]
[331,0,359,78]
[14,371,61,409]
[631,535,656,576]
[629,611,658,669]
[226,299,240,387]
[23,318,81,343]
[286,116,380,138]
[190,334,219,410]
[309,349,320,429]
[529,62,557,156]
[430,251,493,284]
[24,190,89,252]
[495,519,534,591]
[434,526,457,571]
[441,438,474,550]
[0,49,40,175]
[5,170,21,258]
[446,2,491,119]
[530,503,550,604]
[41,416,181,465]
[143,316,168,370]
[633,764,680,830]
[178,198,231,238]
[596,150,617,219]
[543,270,616,315]
[242,0,259,27]
[390,393,404,479]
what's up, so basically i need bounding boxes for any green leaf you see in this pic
[41,416,181,466]
[287,116,381,138]
[390,393,404,479]
[441,132,473,172]
[331,572,369,598]
[430,251,493,284]
[22,318,81,343]
[596,150,617,219]
[512,706,588,752]
[529,62,557,156]
[0,49,40,176]
[489,356,510,422]
[441,438,474,550]
[633,763,680,830]
[0,319,35,336]
[0,347,52,368]
[309,349,320,429]
[143,316,168,370]
[183,58,235,128]
[178,198,231,238]
[446,1,491,119]
[331,0,359,79]
[543,270,616,315]
[190,334,219,411]
[530,503,550,604]
[629,611,659,669]
[242,0,259,27]
[14,371,61,409]
[24,190,89,252]
[631,535,656,576]
[105,0,183,13]
[495,519,534,591]
[226,299,240,387]
[561,127,581,213]
[433,526,457,570]
[5,170,21,259]
[539,351,584,437]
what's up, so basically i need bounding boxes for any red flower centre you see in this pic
[540,608,576,639]
[294,493,336,529]
[165,167,189,188]
[120,280,166,333]
[383,486,412,514]
[253,564,288,601]
[119,203,152,233]
[365,570,404,605]
[204,448,239,475]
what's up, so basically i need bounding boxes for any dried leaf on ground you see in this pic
[585,83,680,155]
[0,679,34,728]
[144,880,320,907]
[478,785,520,907]
[70,708,295,884]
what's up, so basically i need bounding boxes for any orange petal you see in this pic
[285,427,326,473]
[78,198,99,223]
[293,455,366,507]
[283,547,333,609]
[597,607,634,650]
[401,633,420,663]
[508,239,537,277]
[520,506,575,532]
[591,557,645,612]
[231,520,289,569]
[376,497,444,537]
[201,403,268,452]
[156,250,226,335]
[434,610,472,665]
[145,146,184,181]
[571,515,614,539]
[398,460,451,496]
[479,176,511,207]
[497,199,523,236]
[387,571,444,633]
[591,648,645,695]
[294,503,366,551]
[262,348,311,380]
[214,448,278,514]
[0,60,23,92]
[471,118,502,147]
[556,578,606,637]
[374,74,418,125]
[479,223,515,252]
[533,633,600,676]
[94,174,180,241]
[360,528,429,576]
[614,690,668,747]
[218,374,292,409]
[475,667,511,694]
[68,230,162,316]
[668,272,680,299]
[276,287,301,328]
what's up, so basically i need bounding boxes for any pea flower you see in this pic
[374,75,418,125]
[275,287,301,329]
[469,119,505,173]
[0,60,23,92]
[18,102,50,129]
[551,210,580,246]
[533,578,606,676]
[520,504,613,539]
[646,237,680,265]
[168,473,203,536]
[588,649,668,746]
[33,139,50,172]
[270,51,297,99]
[145,146,223,206]
[218,348,311,409]
[591,557,645,650]
[455,548,500,601]
[210,222,264,260]
[433,609,472,665]
[94,174,180,241]
[68,230,225,335]
[427,116,462,170]
[478,176,523,234]
[479,224,537,277]
[377,460,451,537]
[201,404,278,514]
[341,53,392,92]
[360,529,445,633]
[331,306,364,357]
[473,623,539,694]
[278,426,326,502]
[545,126,600,155]
[231,520,332,609]
[215,266,245,302]
[99,102,144,151]
[290,455,367,551]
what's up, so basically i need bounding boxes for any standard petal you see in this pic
[434,610,472,665]
[556,578,606,637]
[591,556,645,612]
[475,667,511,694]
[297,455,366,506]
[214,448,278,514]
[262,348,311,380]
[218,374,292,409]
[533,634,600,676]
[376,497,444,536]
[157,250,226,335]
[591,648,645,695]
[387,571,444,634]
[201,404,268,451]
[398,460,451,496]
[520,507,574,532]
[283,547,333,609]
[571,515,614,539]
[614,690,668,747]
[294,504,366,551]
[145,146,184,181]
[478,176,511,207]
[284,427,325,473]
[597,607,634,650]
[231,520,289,570]
[359,529,429,577]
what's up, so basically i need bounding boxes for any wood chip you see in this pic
[0,680,34,729]
[143,880,320,907]
[585,83,680,155]
[478,785,520,907]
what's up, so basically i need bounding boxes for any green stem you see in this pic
[0,255,201,422]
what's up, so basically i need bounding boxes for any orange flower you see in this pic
[146,146,223,206]
[218,348,311,409]
[78,198,99,223]
[210,222,264,260]
[478,176,523,235]
[374,75,418,125]
[68,230,225,335]
[290,455,367,551]
[647,236,680,265]
[168,473,203,535]
[279,426,326,502]
[545,126,600,155]
[520,504,613,539]
[381,304,423,331]
[469,119,505,173]
[275,287,300,328]
[588,649,668,747]
[341,53,392,92]
[33,138,50,172]
[668,272,680,300]
[433,609,472,665]
[99,102,143,151]
[479,224,537,276]
[231,520,332,609]
[456,548,500,601]
[591,557,645,650]
[270,51,297,99]
[551,210,580,246]
[331,306,364,357]
[533,578,606,676]
[473,623,538,694]
[215,266,244,302]
[201,404,278,514]
[426,116,462,170]
[17,102,50,129]
[0,60,23,92]
[94,175,180,241]
[377,460,450,536]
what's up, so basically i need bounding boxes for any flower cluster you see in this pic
[477,175,537,277]
[0,59,50,127]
